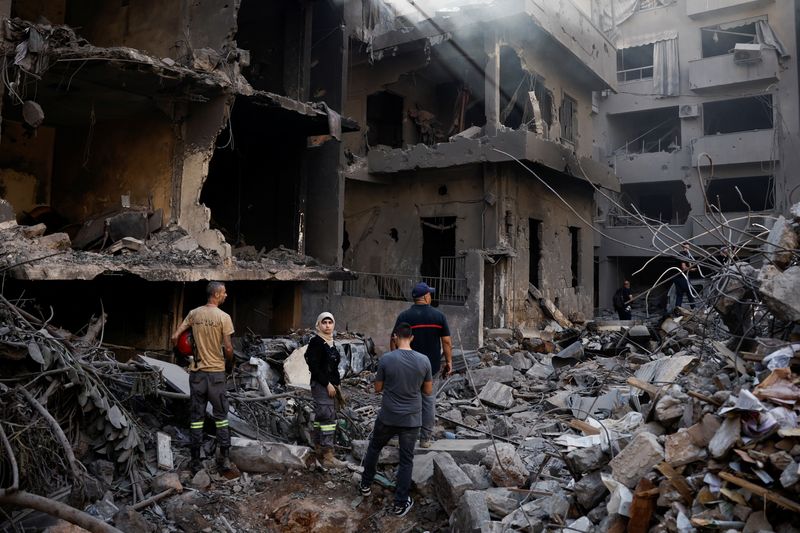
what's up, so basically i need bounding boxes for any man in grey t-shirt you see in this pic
[358,323,432,517]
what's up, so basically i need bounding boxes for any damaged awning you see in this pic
[239,92,359,138]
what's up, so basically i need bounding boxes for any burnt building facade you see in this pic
[313,0,620,351]
[0,0,355,352]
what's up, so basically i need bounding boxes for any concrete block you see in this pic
[229,438,312,473]
[708,415,740,459]
[433,452,474,513]
[486,328,514,339]
[449,490,491,533]
[485,488,523,517]
[478,380,515,409]
[764,216,798,269]
[414,439,492,464]
[462,463,492,489]
[574,471,607,509]
[483,442,528,488]
[510,352,532,371]
[609,432,664,488]
[470,365,514,387]
[21,223,46,238]
[351,440,399,464]
[0,199,14,223]
[411,452,441,490]
[566,445,609,474]
[665,429,707,467]
[526,362,555,380]
[37,232,71,250]
[152,472,183,494]
[172,235,200,253]
[759,265,800,322]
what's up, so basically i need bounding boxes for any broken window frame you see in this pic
[702,95,774,136]
[616,44,655,82]
[705,175,775,213]
[700,16,764,58]
[560,93,578,145]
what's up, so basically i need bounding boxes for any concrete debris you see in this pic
[609,432,664,488]
[478,380,515,409]
[229,438,313,473]
[449,490,491,533]
[432,452,474,513]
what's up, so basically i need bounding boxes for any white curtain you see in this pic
[755,20,789,59]
[653,38,679,97]
[594,0,639,33]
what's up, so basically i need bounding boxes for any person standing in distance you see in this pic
[359,322,432,517]
[391,282,452,448]
[171,281,235,473]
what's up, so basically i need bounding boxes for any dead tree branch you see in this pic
[0,490,123,533]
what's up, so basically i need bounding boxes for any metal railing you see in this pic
[617,65,654,82]
[342,272,468,305]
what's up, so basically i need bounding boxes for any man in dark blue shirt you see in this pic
[391,282,452,448]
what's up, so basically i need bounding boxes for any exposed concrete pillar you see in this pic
[462,250,484,349]
[598,254,619,312]
[484,30,500,137]
[482,163,500,249]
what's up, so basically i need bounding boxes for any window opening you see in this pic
[528,219,542,287]
[617,44,654,82]
[420,216,456,278]
[610,106,680,155]
[701,20,759,58]
[706,176,774,212]
[569,226,580,288]
[367,91,404,148]
[703,96,773,135]
[560,94,577,144]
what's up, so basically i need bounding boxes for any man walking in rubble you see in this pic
[172,281,235,473]
[359,322,432,517]
[391,282,452,448]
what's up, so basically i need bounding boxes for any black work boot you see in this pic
[217,446,232,471]
[190,447,202,474]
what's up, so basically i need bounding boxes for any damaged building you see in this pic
[593,0,800,309]
[0,0,357,351]
[330,0,620,349]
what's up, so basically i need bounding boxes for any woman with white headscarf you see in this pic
[305,312,346,468]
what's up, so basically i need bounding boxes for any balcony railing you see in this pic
[342,272,467,305]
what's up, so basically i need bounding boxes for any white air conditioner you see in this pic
[733,43,763,64]
[679,104,700,119]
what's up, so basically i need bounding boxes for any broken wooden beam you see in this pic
[568,419,601,436]
[528,283,573,329]
[656,462,694,504]
[719,471,800,512]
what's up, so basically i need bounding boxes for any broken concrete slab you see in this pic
[478,380,515,409]
[485,487,525,517]
[470,365,514,387]
[608,432,664,488]
[526,361,555,380]
[37,232,71,250]
[510,352,533,371]
[764,215,798,269]
[229,438,312,473]
[412,451,442,490]
[709,416,741,459]
[351,440,399,465]
[152,472,183,494]
[482,443,528,488]
[759,265,800,322]
[574,471,608,509]
[449,490,491,533]
[567,446,610,474]
[433,452,474,513]
[415,439,492,464]
[461,463,492,489]
[665,429,707,467]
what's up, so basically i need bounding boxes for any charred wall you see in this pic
[52,111,175,225]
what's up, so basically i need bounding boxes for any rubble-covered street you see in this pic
[0,201,799,532]
[1,0,800,531]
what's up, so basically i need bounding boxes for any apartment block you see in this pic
[593,0,799,309]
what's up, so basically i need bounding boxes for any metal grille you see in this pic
[342,271,467,305]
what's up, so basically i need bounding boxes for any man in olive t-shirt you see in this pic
[172,281,234,473]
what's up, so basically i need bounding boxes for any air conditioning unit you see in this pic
[679,104,700,119]
[733,43,762,64]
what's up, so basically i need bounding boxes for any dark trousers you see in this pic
[617,308,632,320]
[674,276,695,309]
[361,419,419,506]
[189,371,230,449]
[311,382,336,448]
